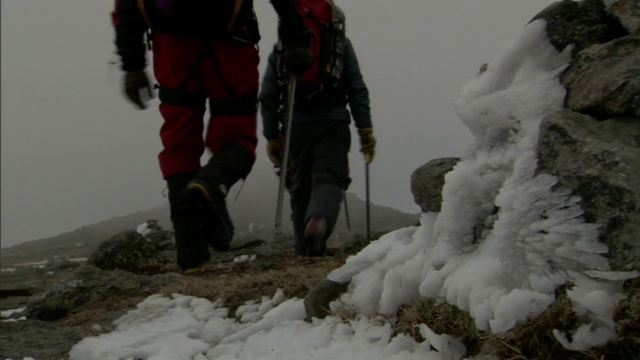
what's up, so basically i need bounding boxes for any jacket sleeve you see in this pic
[342,38,372,129]
[112,0,148,72]
[259,48,283,141]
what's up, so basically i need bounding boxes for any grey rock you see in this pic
[304,279,350,320]
[406,0,640,286]
[531,0,627,56]
[145,230,176,251]
[609,0,640,34]
[27,265,180,320]
[561,34,640,118]
[536,109,640,272]
[87,230,171,272]
[410,157,460,213]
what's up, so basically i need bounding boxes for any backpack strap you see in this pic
[226,0,245,31]
[137,0,153,29]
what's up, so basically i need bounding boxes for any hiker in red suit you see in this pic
[111,0,312,272]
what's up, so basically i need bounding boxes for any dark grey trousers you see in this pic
[287,120,352,246]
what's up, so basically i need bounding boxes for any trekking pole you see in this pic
[343,191,351,231]
[275,74,297,232]
[365,162,371,241]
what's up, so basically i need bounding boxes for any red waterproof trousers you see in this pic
[152,33,259,179]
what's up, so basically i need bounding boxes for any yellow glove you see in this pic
[358,128,376,165]
[266,139,283,167]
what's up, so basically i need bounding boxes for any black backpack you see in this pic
[137,0,260,44]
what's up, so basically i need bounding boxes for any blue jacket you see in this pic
[260,37,372,140]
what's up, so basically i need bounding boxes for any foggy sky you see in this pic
[0,0,556,248]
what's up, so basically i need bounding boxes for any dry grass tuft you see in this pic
[59,294,148,337]
[157,251,348,315]
[395,281,640,359]
[603,278,640,359]
[395,298,482,353]
[55,251,348,337]
[482,286,590,360]
[331,301,360,322]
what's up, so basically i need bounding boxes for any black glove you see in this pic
[279,26,313,75]
[284,45,313,76]
[123,71,153,110]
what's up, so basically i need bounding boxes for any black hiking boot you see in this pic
[166,171,210,271]
[292,199,310,256]
[188,141,254,251]
[303,216,328,257]
[185,180,234,251]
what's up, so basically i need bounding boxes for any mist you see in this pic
[0,0,556,248]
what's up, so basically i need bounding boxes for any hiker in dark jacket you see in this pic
[260,32,376,256]
[111,0,313,272]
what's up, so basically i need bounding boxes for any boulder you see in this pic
[410,157,460,213]
[536,109,640,272]
[608,0,640,34]
[561,34,640,118]
[531,0,627,56]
